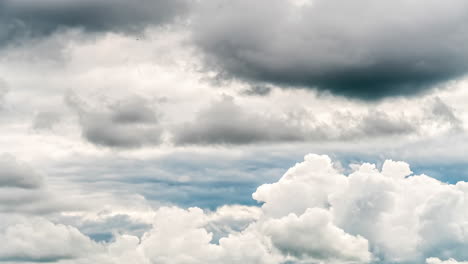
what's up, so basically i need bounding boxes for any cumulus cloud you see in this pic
[193,0,468,99]
[253,154,468,263]
[262,208,371,263]
[0,0,189,45]
[6,154,468,263]
[0,218,101,262]
[66,93,163,148]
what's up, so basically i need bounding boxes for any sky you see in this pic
[1,0,468,263]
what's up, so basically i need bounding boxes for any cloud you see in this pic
[172,96,306,145]
[253,154,468,263]
[262,208,371,263]
[241,85,272,96]
[0,78,8,109]
[0,154,43,189]
[6,154,468,263]
[32,111,62,130]
[427,258,468,264]
[431,97,463,131]
[0,0,189,44]
[0,218,101,262]
[66,93,163,148]
[172,96,459,145]
[192,0,468,99]
[0,154,83,215]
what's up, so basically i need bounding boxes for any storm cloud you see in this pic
[0,0,189,44]
[193,0,468,99]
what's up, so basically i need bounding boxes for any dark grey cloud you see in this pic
[337,110,417,139]
[0,0,189,44]
[173,96,306,145]
[172,96,461,145]
[193,0,468,100]
[0,154,43,189]
[66,93,163,148]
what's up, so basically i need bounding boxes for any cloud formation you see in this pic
[5,154,468,263]
[0,0,189,44]
[193,0,468,99]
[0,218,100,262]
[173,96,461,145]
[173,96,305,145]
[66,93,163,148]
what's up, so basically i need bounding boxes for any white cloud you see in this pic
[262,208,371,263]
[5,154,468,263]
[0,218,101,262]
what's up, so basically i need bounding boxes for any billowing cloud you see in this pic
[66,93,163,148]
[262,208,371,263]
[253,154,468,263]
[5,154,468,263]
[0,218,101,262]
[193,0,468,99]
[0,0,189,44]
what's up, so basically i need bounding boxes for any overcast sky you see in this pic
[2,1,468,263]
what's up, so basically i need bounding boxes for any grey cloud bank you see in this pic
[193,0,468,99]
[0,0,189,44]
[173,96,460,145]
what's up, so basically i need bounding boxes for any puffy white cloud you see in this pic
[6,154,468,263]
[139,207,222,264]
[253,154,468,263]
[253,154,347,217]
[0,218,101,262]
[262,208,371,263]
